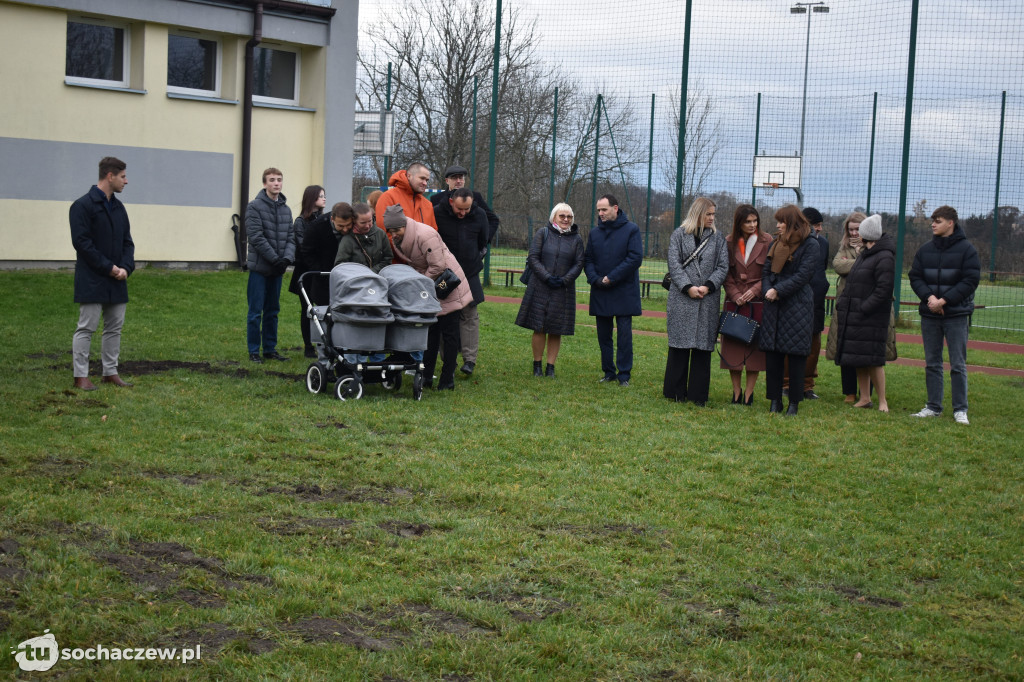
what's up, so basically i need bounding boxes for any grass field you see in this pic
[2,269,1022,680]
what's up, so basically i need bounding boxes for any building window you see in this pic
[253,46,299,105]
[167,33,220,96]
[66,19,129,87]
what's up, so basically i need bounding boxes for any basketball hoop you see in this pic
[762,182,779,197]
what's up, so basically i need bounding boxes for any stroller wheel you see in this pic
[412,372,424,401]
[305,362,329,394]
[335,376,364,401]
[381,371,403,391]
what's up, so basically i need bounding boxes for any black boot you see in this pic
[533,361,542,377]
[745,393,754,406]
[785,402,799,416]
[545,363,555,378]
[769,399,783,413]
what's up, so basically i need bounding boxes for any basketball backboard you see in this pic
[353,109,395,155]
[752,155,802,189]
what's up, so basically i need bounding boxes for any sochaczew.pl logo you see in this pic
[11,630,201,671]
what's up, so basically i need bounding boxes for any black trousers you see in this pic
[766,351,807,403]
[425,311,461,387]
[663,347,712,403]
[840,364,857,396]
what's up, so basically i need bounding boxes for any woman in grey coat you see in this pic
[663,197,730,405]
[515,203,585,378]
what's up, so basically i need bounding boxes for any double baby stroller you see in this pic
[299,263,441,401]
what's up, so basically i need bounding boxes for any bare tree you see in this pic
[660,80,724,202]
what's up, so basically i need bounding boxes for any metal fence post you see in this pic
[591,94,602,228]
[991,90,1007,282]
[752,92,761,206]
[484,0,501,287]
[550,86,558,213]
[673,0,693,229]
[383,62,392,182]
[893,0,920,315]
[471,76,478,190]
[867,92,877,213]
[645,93,655,255]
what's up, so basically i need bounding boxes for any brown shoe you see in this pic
[102,374,133,388]
[73,377,98,391]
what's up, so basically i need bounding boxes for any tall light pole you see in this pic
[791,2,829,160]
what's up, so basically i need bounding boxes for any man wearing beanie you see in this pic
[908,205,980,425]
[784,207,829,399]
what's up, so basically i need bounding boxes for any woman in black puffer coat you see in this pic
[834,214,896,413]
[760,205,819,416]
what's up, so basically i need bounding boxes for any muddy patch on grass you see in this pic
[172,588,227,609]
[49,521,110,546]
[828,584,904,608]
[684,602,744,641]
[0,600,14,632]
[259,517,355,536]
[470,589,570,622]
[0,539,27,583]
[145,471,216,487]
[285,615,405,652]
[45,358,304,382]
[382,604,494,636]
[314,420,350,429]
[378,521,432,538]
[130,541,272,587]
[29,454,90,475]
[96,551,180,591]
[259,483,414,505]
[162,623,277,656]
[33,390,110,412]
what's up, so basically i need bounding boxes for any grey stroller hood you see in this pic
[379,265,441,324]
[329,263,394,325]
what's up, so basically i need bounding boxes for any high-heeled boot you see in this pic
[785,402,799,416]
[769,399,783,413]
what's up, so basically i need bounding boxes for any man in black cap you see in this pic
[430,165,499,243]
[785,206,830,399]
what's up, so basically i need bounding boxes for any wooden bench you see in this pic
[498,269,665,298]
[496,268,523,287]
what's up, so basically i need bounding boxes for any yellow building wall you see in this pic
[0,3,328,263]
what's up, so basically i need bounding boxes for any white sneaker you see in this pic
[911,407,941,418]
[954,411,969,425]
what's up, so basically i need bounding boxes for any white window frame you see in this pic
[65,16,130,89]
[166,30,222,98]
[252,44,300,107]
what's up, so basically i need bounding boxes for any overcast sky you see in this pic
[356,0,1022,215]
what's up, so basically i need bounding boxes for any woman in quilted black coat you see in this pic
[515,203,585,378]
[834,214,896,412]
[760,205,819,415]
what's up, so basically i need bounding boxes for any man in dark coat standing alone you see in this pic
[908,205,981,425]
[245,167,294,363]
[70,156,135,391]
[584,194,644,386]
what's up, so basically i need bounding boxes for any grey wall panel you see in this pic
[0,137,234,207]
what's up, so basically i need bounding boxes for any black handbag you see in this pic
[434,268,461,299]
[718,309,760,345]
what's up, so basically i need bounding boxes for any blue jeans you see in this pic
[920,315,970,413]
[596,315,633,381]
[247,271,283,354]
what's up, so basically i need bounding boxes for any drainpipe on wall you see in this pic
[238,2,263,264]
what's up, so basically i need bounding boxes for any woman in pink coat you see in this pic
[382,205,471,390]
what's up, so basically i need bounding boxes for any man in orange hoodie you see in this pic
[376,162,437,230]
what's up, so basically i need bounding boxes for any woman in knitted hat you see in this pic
[759,204,819,416]
[833,214,896,412]
[382,205,472,390]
